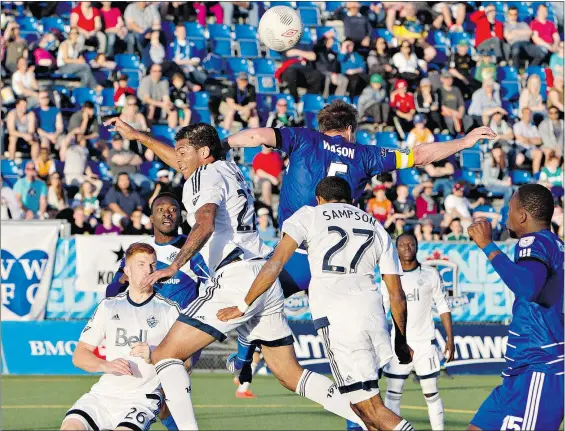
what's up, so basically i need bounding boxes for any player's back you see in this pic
[506,229,564,376]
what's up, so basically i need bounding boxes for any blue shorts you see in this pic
[471,370,564,430]
[280,250,311,298]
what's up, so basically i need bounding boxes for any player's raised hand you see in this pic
[141,266,175,289]
[103,117,139,141]
[462,126,497,149]
[444,338,455,363]
[217,306,244,322]
[467,217,493,249]
[130,342,152,364]
[102,358,133,376]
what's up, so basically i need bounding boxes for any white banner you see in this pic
[1,223,59,320]
[75,235,146,292]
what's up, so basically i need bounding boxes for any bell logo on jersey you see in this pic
[115,328,148,347]
[405,288,420,302]
[146,315,158,328]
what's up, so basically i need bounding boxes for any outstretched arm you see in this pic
[225,128,277,149]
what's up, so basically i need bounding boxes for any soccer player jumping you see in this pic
[467,184,564,431]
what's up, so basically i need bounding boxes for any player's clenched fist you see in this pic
[101,358,133,376]
[130,342,152,364]
[467,217,493,249]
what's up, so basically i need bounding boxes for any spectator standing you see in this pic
[389,79,415,140]
[539,107,564,159]
[338,39,368,97]
[468,79,506,127]
[6,98,39,161]
[123,209,151,235]
[367,37,397,82]
[548,75,564,113]
[340,1,372,49]
[313,29,349,98]
[444,182,484,230]
[221,72,259,131]
[104,173,144,226]
[519,74,547,123]
[71,1,106,54]
[100,1,134,56]
[481,142,515,205]
[56,28,98,89]
[448,40,480,99]
[415,181,438,219]
[137,64,176,128]
[366,184,392,224]
[256,207,277,242]
[488,111,514,151]
[414,77,444,133]
[1,177,22,220]
[265,98,298,128]
[107,134,143,177]
[439,71,473,135]
[11,57,39,108]
[530,4,561,59]
[95,208,121,235]
[444,218,467,241]
[13,161,47,220]
[252,146,283,208]
[513,107,543,173]
[504,6,546,67]
[470,5,509,64]
[3,21,27,74]
[46,172,68,214]
[124,2,161,54]
[357,74,389,127]
[405,114,434,148]
[71,206,94,235]
[34,90,64,150]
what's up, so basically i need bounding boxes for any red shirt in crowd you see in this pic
[470,10,504,47]
[101,7,122,30]
[252,151,283,178]
[71,5,101,32]
[415,195,438,219]
[390,92,415,114]
[530,19,558,44]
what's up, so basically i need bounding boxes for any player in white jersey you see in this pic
[382,233,455,431]
[218,177,415,431]
[104,118,368,430]
[61,243,180,431]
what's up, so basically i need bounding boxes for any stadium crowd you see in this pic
[1,1,564,242]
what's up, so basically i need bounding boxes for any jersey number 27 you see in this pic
[323,226,375,274]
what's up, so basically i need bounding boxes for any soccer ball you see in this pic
[258,6,303,52]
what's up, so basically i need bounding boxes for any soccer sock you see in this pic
[425,393,444,430]
[393,419,415,430]
[155,359,198,430]
[235,337,254,369]
[161,414,178,430]
[238,360,259,392]
[295,370,366,429]
[385,390,402,416]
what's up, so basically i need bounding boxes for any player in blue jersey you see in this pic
[467,184,564,431]
[223,100,496,296]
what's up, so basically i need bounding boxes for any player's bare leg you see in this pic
[60,418,86,431]
[351,394,414,431]
[152,321,216,430]
[260,344,367,429]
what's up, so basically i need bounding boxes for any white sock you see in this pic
[295,370,366,429]
[425,393,444,430]
[385,390,402,416]
[155,359,198,430]
[393,419,415,430]
[237,381,250,392]
[251,361,258,375]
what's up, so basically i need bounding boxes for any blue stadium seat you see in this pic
[428,30,450,47]
[500,81,520,101]
[431,46,449,65]
[302,94,325,113]
[208,24,232,40]
[482,1,505,12]
[72,88,97,107]
[151,125,176,145]
[83,51,98,63]
[55,2,73,17]
[202,54,226,77]
[299,8,321,27]
[115,54,141,70]
[253,58,276,75]
[15,16,41,32]
[327,95,352,105]
[474,204,496,214]
[375,132,399,148]
[191,109,212,124]
[1,160,20,188]
[235,24,258,41]
[211,39,233,56]
[189,92,210,110]
[161,21,176,44]
[148,162,168,181]
[188,39,208,60]
[510,170,533,185]
[304,112,319,129]
[100,88,117,114]
[325,1,343,13]
[460,150,482,171]
[541,83,548,102]
[297,27,314,50]
[243,146,262,165]
[434,134,454,142]
[507,2,532,20]
[120,70,141,89]
[97,161,112,181]
[450,31,472,47]
[297,1,318,8]
[497,66,519,81]
[21,32,40,45]
[256,75,279,94]
[185,22,206,39]
[268,49,283,60]
[215,127,230,140]
[226,58,250,78]
[315,26,338,41]
[454,169,481,185]
[55,160,66,178]
[355,130,373,146]
[239,40,260,57]
[372,28,394,44]
[397,168,420,186]
[269,1,294,8]
[525,66,547,83]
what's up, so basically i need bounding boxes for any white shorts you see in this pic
[179,258,294,347]
[313,309,393,405]
[384,339,441,380]
[64,390,161,431]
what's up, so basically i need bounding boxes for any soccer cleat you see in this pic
[226,353,239,376]
[235,389,257,399]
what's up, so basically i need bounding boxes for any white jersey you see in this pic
[282,203,402,320]
[382,264,450,343]
[79,292,180,397]
[182,160,270,273]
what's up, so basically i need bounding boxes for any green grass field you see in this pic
[2,373,501,430]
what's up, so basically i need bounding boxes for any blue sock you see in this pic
[346,419,363,430]
[161,415,178,430]
[234,337,254,370]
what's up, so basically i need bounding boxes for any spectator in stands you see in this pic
[340,2,372,49]
[488,111,514,152]
[444,218,467,241]
[389,4,437,64]
[170,23,193,74]
[46,172,68,214]
[470,5,509,64]
[405,114,433,148]
[448,40,480,99]
[35,90,64,150]
[539,106,564,159]
[539,154,563,187]
[60,101,99,163]
[439,71,473,136]
[389,79,415,140]
[222,2,259,26]
[444,182,485,230]
[74,179,101,218]
[519,74,547,124]
[123,208,151,235]
[530,4,561,59]
[414,217,440,241]
[414,77,444,133]
[70,206,94,235]
[1,177,22,220]
[14,161,47,220]
[89,53,116,70]
[392,184,415,219]
[6,98,39,161]
[3,21,27,74]
[314,29,349,98]
[482,142,515,205]
[425,156,456,198]
[415,181,438,219]
[256,207,277,242]
[432,2,466,33]
[119,95,151,158]
[71,2,107,54]
[124,2,161,54]
[468,79,506,127]
[170,73,192,128]
[279,47,323,104]
[266,98,297,128]
[550,41,564,77]
[104,173,144,227]
[100,1,134,56]
[367,37,397,82]
[358,74,389,128]
[338,39,368,97]
[107,134,143,177]
[12,57,39,108]
[35,147,55,181]
[366,184,392,224]
[32,33,58,72]
[221,72,259,131]
[95,208,121,235]
[114,74,136,108]
[142,30,166,69]
[367,2,386,29]
[504,6,546,67]
[148,170,175,207]
[392,41,422,89]
[252,145,283,208]
[193,2,224,27]
[548,75,564,113]
[57,27,98,89]
[513,107,543,173]
[137,64,176,128]
[474,50,497,83]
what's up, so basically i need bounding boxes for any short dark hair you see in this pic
[315,176,352,202]
[508,6,518,12]
[537,3,547,10]
[15,97,27,106]
[317,100,358,133]
[516,184,555,225]
[151,192,180,212]
[84,101,95,110]
[396,232,418,248]
[175,123,222,160]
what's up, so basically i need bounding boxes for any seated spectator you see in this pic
[340,1,372,49]
[338,39,369,97]
[389,79,415,140]
[71,205,94,235]
[513,107,544,173]
[100,1,135,56]
[414,217,440,241]
[391,184,415,219]
[358,74,389,128]
[104,173,144,226]
[12,57,39,108]
[119,95,151,157]
[448,40,480,99]
[35,147,56,181]
[32,33,58,72]
[124,2,161,54]
[366,184,392,224]
[193,2,223,27]
[252,146,283,208]
[89,53,116,70]
[266,98,298,128]
[488,111,514,152]
[46,172,68,214]
[389,4,436,64]
[95,208,122,235]
[123,208,151,235]
[482,142,515,205]
[14,161,47,220]
[474,50,498,83]
[405,114,434,148]
[444,218,467,241]
[539,154,564,187]
[539,106,564,159]
[392,41,422,89]
[424,156,456,198]
[530,4,561,60]
[34,90,64,150]
[60,101,99,166]
[3,21,27,74]
[278,47,323,104]
[468,79,506,127]
[414,78,444,133]
[439,71,474,135]
[1,177,22,220]
[470,5,509,64]
[504,6,546,67]
[444,182,485,230]
[71,1,107,54]
[549,41,564,78]
[367,37,397,82]
[56,28,98,89]
[6,98,39,160]
[414,181,438,219]
[148,170,175,207]
[114,74,136,108]
[519,74,547,124]
[137,64,176,128]
[170,73,192,128]
[221,72,259,131]
[170,23,194,74]
[256,207,277,241]
[222,2,259,27]
[75,179,102,218]
[107,134,143,177]
[548,75,564,113]
[314,29,349,98]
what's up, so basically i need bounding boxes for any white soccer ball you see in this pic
[258,6,303,52]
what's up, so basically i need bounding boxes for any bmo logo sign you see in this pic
[29,340,78,356]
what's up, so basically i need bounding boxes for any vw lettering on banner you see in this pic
[1,223,59,320]
[74,235,145,293]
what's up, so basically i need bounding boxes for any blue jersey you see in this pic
[106,235,209,308]
[504,229,564,376]
[275,127,414,226]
